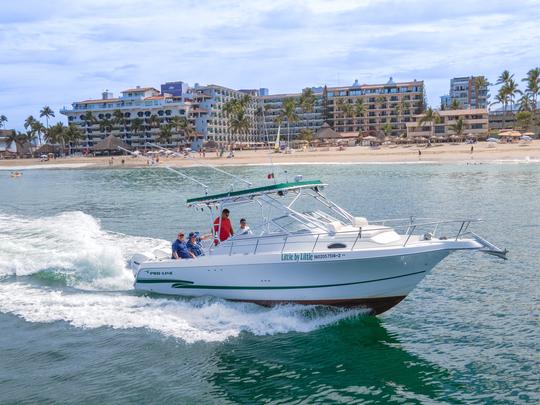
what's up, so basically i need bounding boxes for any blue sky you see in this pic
[1,0,539,130]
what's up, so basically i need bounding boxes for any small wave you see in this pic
[0,211,168,290]
[0,283,366,343]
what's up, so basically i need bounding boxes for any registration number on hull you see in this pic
[281,252,345,261]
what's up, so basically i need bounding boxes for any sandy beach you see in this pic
[1,141,539,170]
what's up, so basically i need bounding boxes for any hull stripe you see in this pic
[136,270,426,290]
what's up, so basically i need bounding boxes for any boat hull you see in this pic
[133,248,453,315]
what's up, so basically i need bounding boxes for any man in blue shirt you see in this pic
[172,231,195,259]
[187,232,204,257]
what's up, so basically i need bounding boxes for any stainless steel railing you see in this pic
[204,218,481,257]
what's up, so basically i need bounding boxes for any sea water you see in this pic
[0,163,538,403]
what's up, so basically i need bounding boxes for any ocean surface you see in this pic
[0,162,538,404]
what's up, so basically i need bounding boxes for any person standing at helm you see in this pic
[213,208,234,242]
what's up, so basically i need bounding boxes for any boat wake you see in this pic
[0,211,366,342]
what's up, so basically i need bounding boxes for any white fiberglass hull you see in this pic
[131,243,475,314]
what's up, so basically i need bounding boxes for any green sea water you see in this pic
[0,162,538,403]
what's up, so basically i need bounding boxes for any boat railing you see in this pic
[206,218,481,256]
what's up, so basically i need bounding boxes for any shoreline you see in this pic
[1,141,539,170]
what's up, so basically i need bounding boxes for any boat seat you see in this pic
[326,221,343,234]
[354,217,369,227]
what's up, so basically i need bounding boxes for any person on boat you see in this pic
[213,209,234,242]
[172,231,195,259]
[187,232,211,256]
[238,218,252,236]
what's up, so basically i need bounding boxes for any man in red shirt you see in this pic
[213,208,234,242]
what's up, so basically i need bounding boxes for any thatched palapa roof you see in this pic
[91,134,130,151]
[315,122,341,140]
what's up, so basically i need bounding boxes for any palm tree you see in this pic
[395,98,410,134]
[496,70,514,86]
[5,130,19,156]
[450,99,462,110]
[39,106,55,129]
[148,114,160,130]
[473,76,489,108]
[46,123,66,155]
[381,122,393,138]
[99,118,113,138]
[491,93,508,130]
[113,109,126,138]
[228,110,250,145]
[298,128,313,143]
[522,67,539,119]
[450,117,465,140]
[299,88,316,130]
[157,124,173,146]
[279,97,299,145]
[502,78,521,108]
[0,115,7,129]
[23,130,37,155]
[23,115,37,147]
[418,107,441,138]
[131,117,144,142]
[355,98,366,132]
[31,121,45,146]
[65,124,83,155]
[82,111,96,147]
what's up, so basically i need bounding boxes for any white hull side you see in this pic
[133,248,452,313]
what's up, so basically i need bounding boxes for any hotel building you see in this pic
[259,78,425,140]
[406,108,489,138]
[441,76,489,109]
[61,78,426,150]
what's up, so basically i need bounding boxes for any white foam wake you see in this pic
[0,283,364,343]
[0,211,168,290]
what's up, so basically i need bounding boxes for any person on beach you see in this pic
[470,145,474,154]
[172,231,195,259]
[213,209,233,242]
[238,218,252,236]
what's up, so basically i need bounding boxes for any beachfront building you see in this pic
[190,84,260,144]
[259,78,425,140]
[258,88,326,141]
[441,76,490,109]
[60,86,208,152]
[489,107,540,134]
[0,129,16,158]
[61,84,268,151]
[406,108,489,139]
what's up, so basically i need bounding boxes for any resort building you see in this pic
[489,108,540,134]
[61,78,427,150]
[60,86,209,152]
[406,108,489,139]
[441,76,489,109]
[259,78,425,140]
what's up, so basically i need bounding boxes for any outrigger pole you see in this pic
[116,146,209,194]
[146,143,253,187]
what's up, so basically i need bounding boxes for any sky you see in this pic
[1,0,539,130]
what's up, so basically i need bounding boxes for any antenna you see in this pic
[117,146,209,193]
[146,143,252,187]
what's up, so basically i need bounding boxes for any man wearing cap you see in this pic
[172,231,195,259]
[187,232,207,257]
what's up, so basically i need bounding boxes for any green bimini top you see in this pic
[187,180,325,205]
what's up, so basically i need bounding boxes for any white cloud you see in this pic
[0,0,539,129]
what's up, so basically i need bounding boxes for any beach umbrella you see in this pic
[499,130,521,137]
[520,135,533,141]
[522,132,535,137]
[486,137,499,142]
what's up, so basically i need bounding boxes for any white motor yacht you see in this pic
[129,178,507,315]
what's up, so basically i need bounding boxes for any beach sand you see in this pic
[1,141,539,169]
